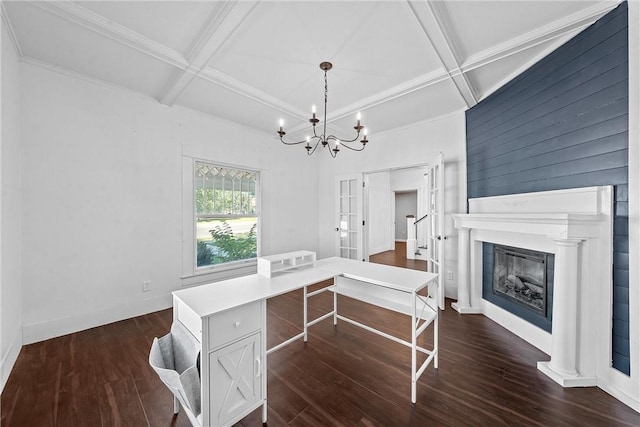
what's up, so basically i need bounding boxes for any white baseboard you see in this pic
[482,299,551,355]
[1,327,23,393]
[369,244,394,256]
[22,294,173,345]
[598,373,640,413]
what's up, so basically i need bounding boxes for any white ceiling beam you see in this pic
[29,0,187,69]
[406,0,478,109]
[159,1,260,106]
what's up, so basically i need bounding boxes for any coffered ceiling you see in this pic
[1,1,621,138]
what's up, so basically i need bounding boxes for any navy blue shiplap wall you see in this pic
[465,2,629,374]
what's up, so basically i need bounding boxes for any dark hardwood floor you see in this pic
[2,244,638,426]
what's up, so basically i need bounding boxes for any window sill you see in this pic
[181,262,257,288]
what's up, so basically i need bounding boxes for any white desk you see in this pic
[173,256,439,426]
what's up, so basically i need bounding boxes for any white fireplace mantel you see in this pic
[452,213,605,239]
[451,186,613,390]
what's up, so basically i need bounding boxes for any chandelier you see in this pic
[277,61,369,158]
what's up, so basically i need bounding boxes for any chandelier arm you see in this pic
[307,138,322,156]
[326,131,361,144]
[336,142,366,152]
[280,136,311,146]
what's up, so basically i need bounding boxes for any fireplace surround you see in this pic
[452,186,613,389]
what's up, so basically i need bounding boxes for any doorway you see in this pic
[394,191,417,242]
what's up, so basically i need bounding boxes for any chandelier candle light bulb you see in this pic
[276,61,370,158]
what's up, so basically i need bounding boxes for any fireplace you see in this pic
[452,186,613,389]
[493,245,547,316]
[482,243,554,332]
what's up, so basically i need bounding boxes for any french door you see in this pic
[426,152,445,310]
[335,174,363,260]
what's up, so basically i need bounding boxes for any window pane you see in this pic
[195,162,259,268]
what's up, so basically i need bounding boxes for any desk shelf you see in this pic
[331,284,437,323]
[257,250,316,277]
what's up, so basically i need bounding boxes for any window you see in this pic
[194,161,259,269]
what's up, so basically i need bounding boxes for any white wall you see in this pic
[1,21,23,391]
[394,192,416,241]
[317,112,467,299]
[19,63,319,344]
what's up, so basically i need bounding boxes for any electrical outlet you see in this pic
[143,280,151,292]
[446,271,453,280]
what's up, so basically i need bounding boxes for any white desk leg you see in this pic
[303,285,308,342]
[173,396,179,414]
[262,401,267,423]
[434,315,439,369]
[333,287,338,325]
[411,292,417,404]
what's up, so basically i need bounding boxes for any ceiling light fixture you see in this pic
[277,61,369,158]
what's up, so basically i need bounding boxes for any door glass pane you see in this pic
[349,215,357,230]
[341,180,348,196]
[349,232,356,248]
[341,197,349,214]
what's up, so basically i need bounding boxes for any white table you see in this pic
[173,256,439,426]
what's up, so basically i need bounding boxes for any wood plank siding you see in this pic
[465,2,630,374]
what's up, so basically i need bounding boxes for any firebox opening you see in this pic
[493,245,547,316]
[482,242,554,333]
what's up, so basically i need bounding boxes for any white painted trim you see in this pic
[482,298,552,354]
[160,1,260,105]
[30,1,188,69]
[22,294,172,345]
[598,375,640,412]
[0,328,22,394]
[409,0,478,106]
[1,2,22,58]
[622,0,639,412]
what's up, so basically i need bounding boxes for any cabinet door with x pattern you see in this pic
[209,332,262,426]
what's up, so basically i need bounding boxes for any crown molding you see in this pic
[28,0,187,69]
[460,0,620,73]
[1,3,23,58]
[159,1,260,106]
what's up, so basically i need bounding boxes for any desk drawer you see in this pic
[208,300,261,349]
